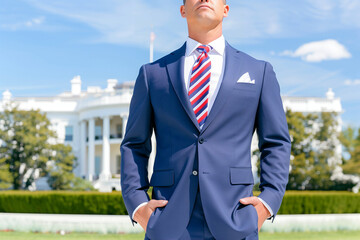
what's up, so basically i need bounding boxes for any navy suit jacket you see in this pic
[120,41,291,240]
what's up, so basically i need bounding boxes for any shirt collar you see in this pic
[185,35,225,57]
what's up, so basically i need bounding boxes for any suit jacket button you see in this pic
[199,138,204,144]
[192,170,198,176]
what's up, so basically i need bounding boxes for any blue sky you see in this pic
[0,0,359,128]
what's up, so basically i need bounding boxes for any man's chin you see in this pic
[195,16,219,26]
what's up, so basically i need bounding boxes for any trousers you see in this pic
[177,184,216,240]
[144,183,215,240]
[143,184,259,240]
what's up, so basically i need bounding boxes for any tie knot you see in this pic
[197,45,212,54]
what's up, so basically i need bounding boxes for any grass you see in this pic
[1,231,360,240]
[0,232,145,240]
[260,231,360,240]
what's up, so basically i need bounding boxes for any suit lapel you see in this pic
[167,43,201,132]
[166,41,243,134]
[200,41,243,134]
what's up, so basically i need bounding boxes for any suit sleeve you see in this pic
[255,61,291,222]
[120,65,153,226]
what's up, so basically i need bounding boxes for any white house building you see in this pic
[0,77,345,192]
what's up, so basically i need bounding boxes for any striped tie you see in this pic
[188,45,212,129]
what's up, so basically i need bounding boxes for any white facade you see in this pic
[0,77,344,191]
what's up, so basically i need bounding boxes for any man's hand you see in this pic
[133,199,168,232]
[239,196,271,232]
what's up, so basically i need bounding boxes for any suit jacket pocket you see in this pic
[229,167,254,185]
[146,207,162,234]
[146,208,156,233]
[150,169,174,187]
[233,201,259,236]
[233,83,257,92]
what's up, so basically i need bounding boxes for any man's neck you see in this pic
[187,23,223,45]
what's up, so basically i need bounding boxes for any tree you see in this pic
[284,109,340,190]
[306,112,339,190]
[339,126,360,175]
[0,105,55,189]
[46,143,95,191]
[0,155,12,189]
[285,110,315,190]
[46,144,77,190]
[0,104,92,190]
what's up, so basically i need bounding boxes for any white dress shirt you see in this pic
[184,35,225,120]
[131,35,273,223]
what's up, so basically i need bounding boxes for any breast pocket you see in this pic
[233,83,257,93]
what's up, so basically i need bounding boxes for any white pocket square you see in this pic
[237,72,255,84]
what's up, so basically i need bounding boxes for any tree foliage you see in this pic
[285,109,339,190]
[46,143,95,191]
[0,104,90,190]
[254,109,357,191]
[0,105,54,189]
[46,144,77,190]
[339,126,360,175]
[0,154,12,189]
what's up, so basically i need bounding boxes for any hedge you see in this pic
[0,190,359,215]
[274,191,360,214]
[0,191,127,215]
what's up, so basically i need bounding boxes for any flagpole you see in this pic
[150,32,155,63]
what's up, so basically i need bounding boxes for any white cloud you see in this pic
[280,39,351,62]
[308,0,336,12]
[26,16,45,26]
[1,16,45,31]
[344,79,360,86]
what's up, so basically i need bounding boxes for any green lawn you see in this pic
[0,231,360,240]
[260,231,360,240]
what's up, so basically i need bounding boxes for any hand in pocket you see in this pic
[239,196,271,232]
[133,199,168,232]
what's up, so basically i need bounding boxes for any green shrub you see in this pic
[254,191,360,214]
[0,191,127,215]
[0,190,358,215]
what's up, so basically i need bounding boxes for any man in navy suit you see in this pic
[120,0,291,239]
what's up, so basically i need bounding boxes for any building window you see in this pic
[95,156,101,176]
[116,124,122,138]
[95,126,102,140]
[117,155,121,174]
[65,126,73,141]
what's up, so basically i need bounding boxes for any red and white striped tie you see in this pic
[188,45,212,129]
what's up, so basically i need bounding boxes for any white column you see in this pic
[88,118,95,181]
[100,116,111,180]
[80,120,87,178]
[122,114,128,139]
